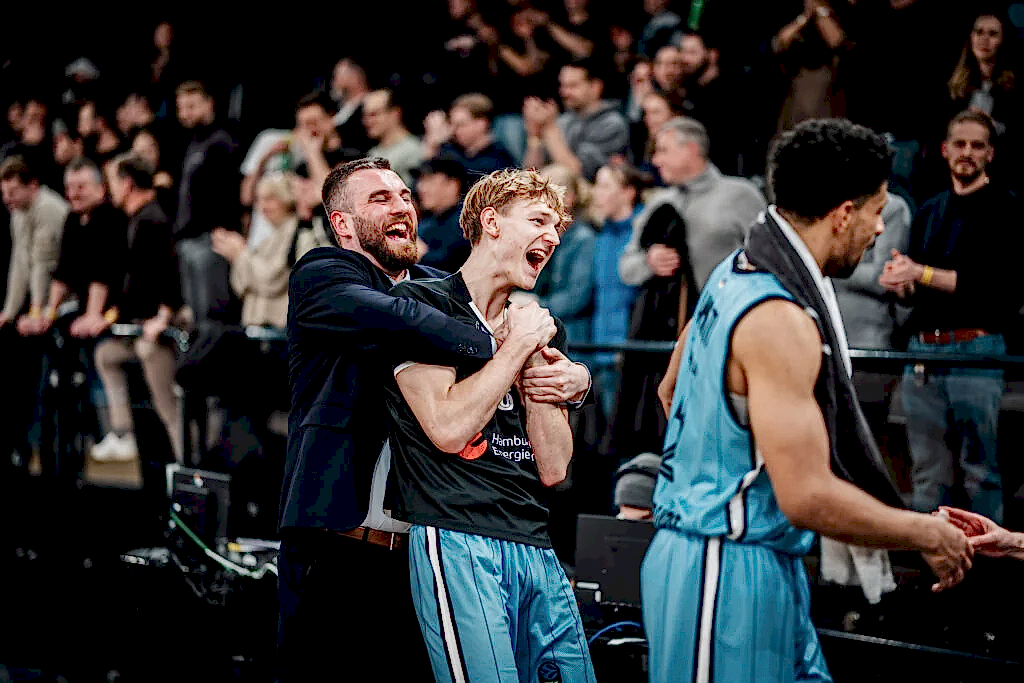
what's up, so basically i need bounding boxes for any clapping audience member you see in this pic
[772,0,848,133]
[172,80,239,328]
[213,173,314,330]
[880,110,1022,523]
[495,8,553,83]
[363,89,423,186]
[242,91,357,248]
[528,0,603,64]
[522,58,629,182]
[423,94,517,177]
[413,157,471,273]
[527,164,596,349]
[92,154,182,462]
[591,162,648,419]
[329,57,374,155]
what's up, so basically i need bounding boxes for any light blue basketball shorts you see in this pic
[641,529,832,683]
[408,525,597,683]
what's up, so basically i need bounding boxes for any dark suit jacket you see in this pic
[279,247,493,532]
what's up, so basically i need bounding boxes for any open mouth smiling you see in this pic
[385,222,413,240]
[525,248,549,270]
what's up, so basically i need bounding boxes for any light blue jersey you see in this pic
[641,251,831,683]
[654,250,815,556]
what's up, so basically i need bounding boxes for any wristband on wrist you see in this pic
[815,6,830,17]
[921,266,935,286]
[44,307,57,322]
[29,304,41,318]
[103,307,119,324]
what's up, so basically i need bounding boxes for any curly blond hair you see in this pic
[460,168,572,245]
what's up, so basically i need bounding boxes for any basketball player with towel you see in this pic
[384,169,596,683]
[642,119,974,683]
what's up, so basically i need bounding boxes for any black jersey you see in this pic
[384,272,568,548]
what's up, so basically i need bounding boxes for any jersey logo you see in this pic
[538,661,562,682]
[458,432,488,460]
[498,391,514,411]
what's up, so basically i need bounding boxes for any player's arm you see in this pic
[520,350,572,486]
[737,300,973,592]
[657,320,691,417]
[395,303,555,454]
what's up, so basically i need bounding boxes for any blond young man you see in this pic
[384,169,597,683]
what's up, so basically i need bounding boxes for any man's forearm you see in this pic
[790,474,943,553]
[84,282,110,317]
[522,137,546,171]
[399,335,538,453]
[524,400,571,486]
[542,125,582,176]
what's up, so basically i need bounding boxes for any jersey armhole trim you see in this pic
[720,295,793,432]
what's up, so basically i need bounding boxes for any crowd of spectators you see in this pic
[2,2,1024,532]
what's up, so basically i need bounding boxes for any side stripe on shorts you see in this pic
[693,537,723,683]
[426,526,470,683]
[726,449,765,541]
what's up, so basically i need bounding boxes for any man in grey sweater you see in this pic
[618,117,764,303]
[522,59,629,182]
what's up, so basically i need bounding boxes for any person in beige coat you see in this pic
[211,173,316,328]
[0,156,69,325]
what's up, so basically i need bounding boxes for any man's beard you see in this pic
[951,159,982,185]
[353,213,418,273]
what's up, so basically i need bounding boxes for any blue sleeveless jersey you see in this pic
[653,250,816,556]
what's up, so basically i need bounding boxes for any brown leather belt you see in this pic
[337,526,405,550]
[918,328,988,345]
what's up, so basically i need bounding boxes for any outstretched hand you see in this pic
[938,506,1024,559]
[920,515,973,593]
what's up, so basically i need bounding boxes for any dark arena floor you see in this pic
[3,453,1024,682]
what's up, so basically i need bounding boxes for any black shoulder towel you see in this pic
[744,212,905,510]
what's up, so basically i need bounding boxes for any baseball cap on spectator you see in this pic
[613,453,662,510]
[412,154,470,192]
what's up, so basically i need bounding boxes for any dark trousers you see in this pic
[277,528,433,682]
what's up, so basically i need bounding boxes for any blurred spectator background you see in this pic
[3,0,1024,548]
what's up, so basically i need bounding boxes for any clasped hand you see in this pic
[879,249,920,297]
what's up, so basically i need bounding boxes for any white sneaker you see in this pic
[91,433,138,462]
[110,433,138,461]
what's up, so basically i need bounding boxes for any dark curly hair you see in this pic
[767,119,891,223]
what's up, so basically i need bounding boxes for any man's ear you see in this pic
[481,206,501,240]
[940,139,950,161]
[830,200,855,234]
[330,210,353,242]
